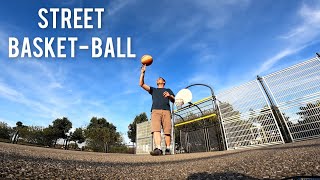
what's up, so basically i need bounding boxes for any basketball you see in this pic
[141,54,153,66]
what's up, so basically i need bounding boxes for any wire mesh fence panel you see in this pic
[136,121,152,154]
[207,126,220,151]
[179,125,220,153]
[217,80,284,150]
[263,57,320,141]
[180,130,189,153]
[187,128,207,152]
[174,95,222,152]
[136,121,175,154]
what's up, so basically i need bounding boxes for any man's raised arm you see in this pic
[139,65,151,92]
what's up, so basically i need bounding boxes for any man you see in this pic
[139,64,175,155]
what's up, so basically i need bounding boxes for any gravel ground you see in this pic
[0,139,319,179]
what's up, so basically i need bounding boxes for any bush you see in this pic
[109,145,134,154]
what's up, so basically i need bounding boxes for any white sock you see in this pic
[156,145,161,149]
[166,146,170,150]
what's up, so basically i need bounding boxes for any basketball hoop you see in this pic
[175,89,192,110]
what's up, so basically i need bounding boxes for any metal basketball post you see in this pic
[171,102,175,154]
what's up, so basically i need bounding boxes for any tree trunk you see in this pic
[54,139,57,147]
[13,131,19,144]
[11,132,17,143]
[64,139,69,150]
[105,143,108,153]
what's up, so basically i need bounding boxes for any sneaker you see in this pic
[150,148,163,156]
[165,148,171,155]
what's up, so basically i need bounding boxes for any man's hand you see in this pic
[163,91,175,103]
[163,91,170,98]
[141,65,146,74]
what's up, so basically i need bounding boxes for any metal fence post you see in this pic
[257,76,293,143]
[213,95,227,151]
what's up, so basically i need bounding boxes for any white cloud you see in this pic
[48,82,63,89]
[255,46,305,75]
[258,3,320,74]
[0,54,87,125]
[281,3,320,44]
[158,29,198,61]
[107,0,134,16]
[0,82,23,100]
[191,42,217,64]
[0,81,54,117]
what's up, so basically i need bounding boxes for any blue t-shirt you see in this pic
[149,87,175,111]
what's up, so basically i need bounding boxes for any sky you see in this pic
[0,0,319,144]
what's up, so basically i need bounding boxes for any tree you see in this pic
[21,126,45,145]
[297,101,320,124]
[70,128,85,149]
[295,101,320,135]
[42,126,59,147]
[0,122,12,140]
[51,117,72,146]
[16,121,23,127]
[12,121,27,143]
[127,113,148,143]
[85,117,121,152]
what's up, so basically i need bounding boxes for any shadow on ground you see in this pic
[187,172,260,180]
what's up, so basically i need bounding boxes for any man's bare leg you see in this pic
[165,134,172,155]
[153,131,161,148]
[165,134,171,148]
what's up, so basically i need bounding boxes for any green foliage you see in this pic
[20,126,44,144]
[17,125,29,139]
[15,125,58,146]
[16,121,23,127]
[41,126,58,146]
[70,128,85,146]
[127,112,148,143]
[0,116,126,153]
[297,101,320,124]
[52,117,72,140]
[85,117,121,152]
[0,122,12,140]
[109,145,134,154]
[12,121,28,143]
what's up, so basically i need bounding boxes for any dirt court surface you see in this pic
[0,140,320,179]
